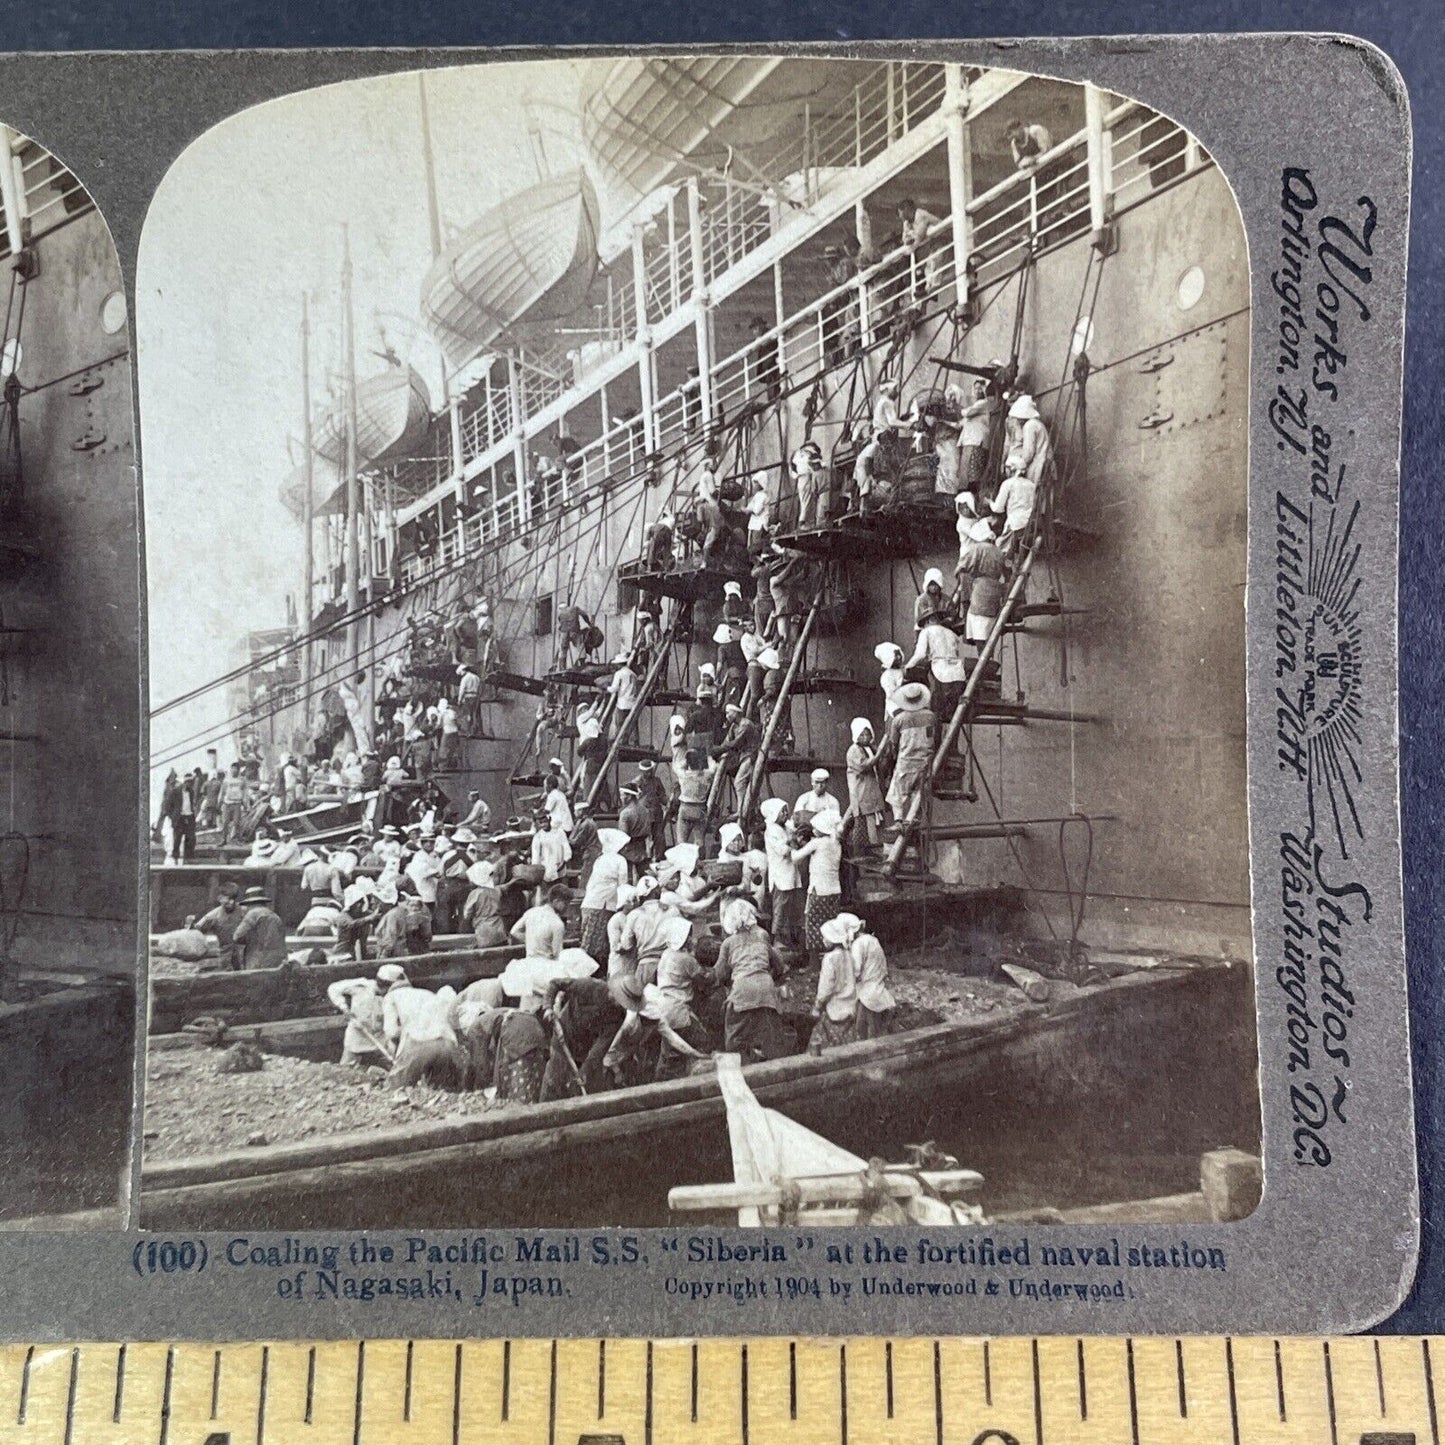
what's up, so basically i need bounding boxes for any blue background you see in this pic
[2,0,1438,1329]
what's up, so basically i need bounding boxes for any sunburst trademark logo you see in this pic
[1275,489,1365,858]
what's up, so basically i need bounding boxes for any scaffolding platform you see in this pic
[643,688,693,707]
[618,555,751,601]
[773,500,957,562]
[544,664,613,688]
[790,669,867,696]
[486,669,548,697]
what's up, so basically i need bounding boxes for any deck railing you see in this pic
[0,136,95,261]
[361,98,1203,602]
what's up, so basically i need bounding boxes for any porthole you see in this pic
[1176,265,1206,311]
[101,290,128,334]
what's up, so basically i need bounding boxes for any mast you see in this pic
[341,225,361,674]
[300,293,316,709]
[419,73,466,529]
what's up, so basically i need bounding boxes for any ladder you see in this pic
[882,535,1045,876]
[582,612,681,810]
[735,579,829,826]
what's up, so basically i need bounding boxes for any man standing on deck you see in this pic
[633,758,669,861]
[617,783,652,878]
[218,762,248,845]
[231,886,287,971]
[405,833,443,923]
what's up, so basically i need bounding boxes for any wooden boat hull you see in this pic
[421,170,601,370]
[314,365,432,468]
[148,942,521,1035]
[150,862,388,932]
[136,965,1258,1230]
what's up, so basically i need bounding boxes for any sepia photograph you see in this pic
[0,123,137,1227]
[139,55,1261,1232]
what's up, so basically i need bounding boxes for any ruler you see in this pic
[0,1337,1437,1445]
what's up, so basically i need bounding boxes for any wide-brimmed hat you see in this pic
[452,827,478,844]
[380,825,401,837]
[638,757,657,773]
[896,681,932,710]
[724,702,744,717]
[239,886,271,905]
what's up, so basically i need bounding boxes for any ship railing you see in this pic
[1104,100,1204,212]
[703,221,960,426]
[695,60,949,292]
[458,384,515,467]
[641,188,696,328]
[967,134,1093,285]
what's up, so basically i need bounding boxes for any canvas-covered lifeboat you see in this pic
[420,168,602,371]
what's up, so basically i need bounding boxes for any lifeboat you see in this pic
[581,56,800,206]
[420,168,601,370]
[313,364,432,468]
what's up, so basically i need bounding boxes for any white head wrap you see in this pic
[759,797,789,826]
[851,717,874,743]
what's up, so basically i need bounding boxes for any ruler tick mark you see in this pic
[984,1340,993,1407]
[159,1347,175,1445]
[256,1346,269,1445]
[645,1341,654,1445]
[789,1342,797,1420]
[17,1344,31,1425]
[598,1339,606,1418]
[1078,1340,1088,1421]
[690,1343,697,1423]
[1274,1339,1287,1422]
[1324,1341,1339,1445]
[1375,1338,1387,1416]
[1175,1339,1188,1417]
[1425,1339,1440,1445]
[1126,1339,1139,1445]
[452,1343,463,1445]
[886,1340,894,1419]
[548,1339,558,1445]
[305,1347,316,1426]
[1032,1339,1044,1445]
[210,1350,221,1420]
[501,1340,510,1421]
[934,1341,943,1445]
[404,1340,413,1422]
[352,1341,365,1445]
[840,1344,848,1445]
[114,1343,126,1424]
[1225,1338,1241,1445]
[741,1343,750,1445]
[62,1348,77,1445]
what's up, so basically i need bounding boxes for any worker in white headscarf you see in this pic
[846,718,886,847]
[874,642,906,719]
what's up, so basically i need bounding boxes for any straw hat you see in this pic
[896,681,932,710]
